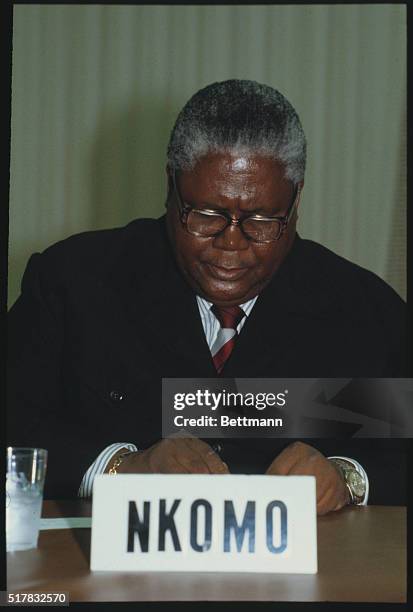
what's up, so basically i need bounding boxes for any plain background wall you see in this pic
[8,5,406,307]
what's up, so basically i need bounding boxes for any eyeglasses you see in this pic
[173,172,300,244]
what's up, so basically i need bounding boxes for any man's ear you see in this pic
[165,166,173,208]
[296,180,304,210]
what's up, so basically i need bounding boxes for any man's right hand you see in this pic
[112,438,230,474]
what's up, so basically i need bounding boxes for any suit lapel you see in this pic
[222,257,296,376]
[106,217,216,377]
[222,235,338,376]
[139,263,216,375]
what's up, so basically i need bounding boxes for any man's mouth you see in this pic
[204,263,250,281]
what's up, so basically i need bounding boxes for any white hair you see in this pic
[167,79,306,185]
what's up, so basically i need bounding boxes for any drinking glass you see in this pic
[6,447,48,552]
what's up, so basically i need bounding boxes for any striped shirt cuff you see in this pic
[78,442,138,498]
[328,455,369,505]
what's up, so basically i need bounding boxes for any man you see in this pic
[7,80,407,514]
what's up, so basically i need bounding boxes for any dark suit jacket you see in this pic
[7,216,408,501]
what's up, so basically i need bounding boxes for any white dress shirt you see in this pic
[78,295,369,504]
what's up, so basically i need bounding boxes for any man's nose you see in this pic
[212,222,250,251]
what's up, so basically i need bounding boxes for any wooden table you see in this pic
[7,501,406,602]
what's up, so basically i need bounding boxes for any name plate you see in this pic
[90,474,317,573]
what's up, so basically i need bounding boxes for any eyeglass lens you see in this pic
[186,210,282,242]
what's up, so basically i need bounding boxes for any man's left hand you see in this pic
[266,441,350,515]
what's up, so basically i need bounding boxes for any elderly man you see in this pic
[7,80,407,514]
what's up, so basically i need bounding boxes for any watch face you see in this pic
[348,470,365,497]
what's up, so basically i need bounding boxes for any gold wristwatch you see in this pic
[329,458,366,505]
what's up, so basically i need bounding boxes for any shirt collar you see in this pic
[196,294,258,317]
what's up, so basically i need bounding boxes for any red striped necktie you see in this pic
[211,305,246,374]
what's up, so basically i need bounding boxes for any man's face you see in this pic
[166,152,301,307]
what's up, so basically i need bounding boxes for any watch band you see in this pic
[329,457,366,505]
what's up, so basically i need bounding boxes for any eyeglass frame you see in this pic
[172,171,301,243]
